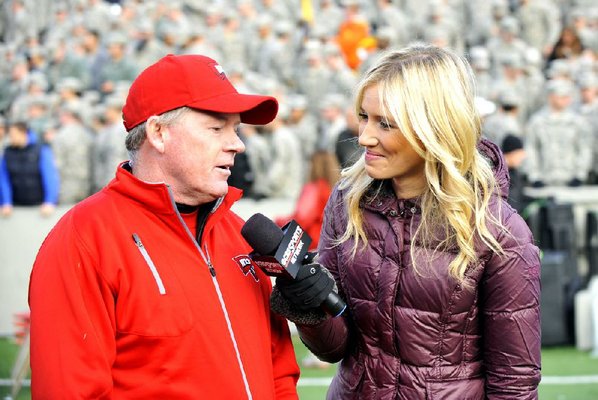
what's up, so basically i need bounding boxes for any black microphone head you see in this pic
[241,213,284,255]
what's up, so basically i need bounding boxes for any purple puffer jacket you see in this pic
[298,139,541,399]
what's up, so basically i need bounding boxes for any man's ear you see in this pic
[145,117,166,153]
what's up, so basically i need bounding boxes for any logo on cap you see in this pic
[210,63,226,80]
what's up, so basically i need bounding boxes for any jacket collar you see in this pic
[361,180,422,217]
[107,162,243,217]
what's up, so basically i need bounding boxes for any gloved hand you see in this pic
[275,263,334,311]
[303,251,317,264]
[567,178,583,187]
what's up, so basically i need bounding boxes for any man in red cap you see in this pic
[28,54,300,399]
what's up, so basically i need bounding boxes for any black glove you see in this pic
[567,178,583,187]
[275,263,334,311]
[303,251,317,264]
[531,180,545,188]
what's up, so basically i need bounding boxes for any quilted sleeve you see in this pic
[297,185,351,363]
[481,207,542,399]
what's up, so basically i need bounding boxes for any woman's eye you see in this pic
[357,112,368,121]
[380,120,392,129]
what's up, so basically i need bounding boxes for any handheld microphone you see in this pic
[241,213,346,317]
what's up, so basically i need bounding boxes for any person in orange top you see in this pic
[276,150,341,251]
[336,0,373,70]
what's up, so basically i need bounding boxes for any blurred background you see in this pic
[0,0,597,398]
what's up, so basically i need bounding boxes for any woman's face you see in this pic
[358,84,426,198]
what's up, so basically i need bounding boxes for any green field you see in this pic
[1,336,597,399]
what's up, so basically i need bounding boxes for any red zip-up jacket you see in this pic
[29,164,300,399]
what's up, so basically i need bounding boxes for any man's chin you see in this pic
[185,184,228,205]
[208,183,229,200]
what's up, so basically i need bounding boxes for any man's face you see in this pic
[107,43,125,59]
[8,126,27,148]
[548,93,572,111]
[505,148,526,169]
[321,106,340,122]
[581,87,597,104]
[161,110,245,205]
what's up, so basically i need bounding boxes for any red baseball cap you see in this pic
[122,54,278,130]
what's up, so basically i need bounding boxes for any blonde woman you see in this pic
[272,44,541,399]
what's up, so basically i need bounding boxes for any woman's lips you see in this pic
[364,151,384,162]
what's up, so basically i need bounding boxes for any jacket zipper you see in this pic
[167,189,253,400]
[202,245,253,400]
[132,233,166,295]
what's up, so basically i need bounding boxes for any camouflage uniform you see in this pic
[219,11,249,67]
[97,34,138,94]
[241,127,271,198]
[464,0,495,47]
[577,74,598,181]
[524,81,593,185]
[52,106,93,204]
[469,46,495,101]
[515,0,561,55]
[487,17,530,78]
[262,118,304,199]
[130,21,170,71]
[270,21,299,88]
[286,95,320,170]
[46,42,91,91]
[483,90,523,147]
[91,98,128,193]
[313,0,346,38]
[295,47,333,115]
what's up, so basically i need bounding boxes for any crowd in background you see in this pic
[0,0,597,216]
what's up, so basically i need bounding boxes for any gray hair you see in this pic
[125,107,191,166]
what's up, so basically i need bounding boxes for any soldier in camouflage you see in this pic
[525,79,593,186]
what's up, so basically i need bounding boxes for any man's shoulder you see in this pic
[63,190,118,227]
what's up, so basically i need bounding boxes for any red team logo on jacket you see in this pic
[232,255,259,282]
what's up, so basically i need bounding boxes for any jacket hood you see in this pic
[477,137,510,199]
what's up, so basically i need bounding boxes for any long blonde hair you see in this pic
[338,44,505,283]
